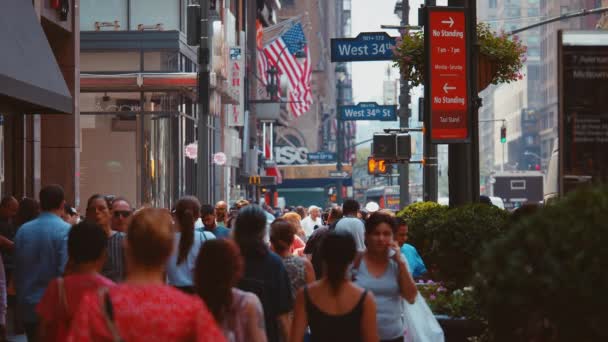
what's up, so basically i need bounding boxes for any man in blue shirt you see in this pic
[197,204,231,238]
[395,217,427,278]
[15,185,70,342]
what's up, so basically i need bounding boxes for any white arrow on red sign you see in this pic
[443,83,457,94]
[441,17,455,28]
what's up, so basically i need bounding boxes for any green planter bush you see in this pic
[398,202,509,289]
[474,186,608,341]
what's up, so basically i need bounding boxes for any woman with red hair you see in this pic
[67,208,225,342]
[195,239,267,342]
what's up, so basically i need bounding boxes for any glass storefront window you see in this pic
[81,0,128,31]
[79,92,140,210]
[131,0,180,31]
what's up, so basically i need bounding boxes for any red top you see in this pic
[37,274,115,341]
[67,284,226,342]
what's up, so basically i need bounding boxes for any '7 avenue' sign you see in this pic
[331,32,397,62]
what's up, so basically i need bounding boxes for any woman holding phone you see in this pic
[353,212,418,342]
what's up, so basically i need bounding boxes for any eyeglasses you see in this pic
[113,211,131,218]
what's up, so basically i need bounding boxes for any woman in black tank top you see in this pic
[304,286,368,342]
[289,231,379,342]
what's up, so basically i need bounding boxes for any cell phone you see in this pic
[388,248,396,258]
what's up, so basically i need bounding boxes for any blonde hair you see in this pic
[127,208,174,268]
[282,212,305,237]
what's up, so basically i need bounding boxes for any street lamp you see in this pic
[394,1,403,20]
[335,64,347,205]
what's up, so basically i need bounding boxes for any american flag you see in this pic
[264,22,313,118]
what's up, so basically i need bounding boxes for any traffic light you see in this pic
[367,157,390,175]
[500,125,507,144]
[372,133,411,161]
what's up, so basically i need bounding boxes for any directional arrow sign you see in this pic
[339,102,397,121]
[426,7,469,143]
[443,83,457,93]
[329,171,350,179]
[331,32,397,62]
[441,17,454,28]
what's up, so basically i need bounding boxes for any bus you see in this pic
[364,184,423,211]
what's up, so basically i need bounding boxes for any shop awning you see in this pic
[81,73,198,92]
[81,73,239,104]
[0,0,72,114]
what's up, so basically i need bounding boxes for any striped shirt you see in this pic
[101,231,125,282]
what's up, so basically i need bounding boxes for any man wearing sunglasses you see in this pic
[110,197,132,233]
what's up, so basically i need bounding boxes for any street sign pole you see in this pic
[423,0,438,202]
[197,2,211,205]
[469,0,481,203]
[336,78,344,205]
[399,0,411,208]
[443,0,479,206]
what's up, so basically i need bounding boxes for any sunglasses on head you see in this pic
[113,210,131,218]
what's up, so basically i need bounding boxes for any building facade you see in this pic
[271,0,356,207]
[78,0,255,209]
[538,0,603,169]
[1,0,79,204]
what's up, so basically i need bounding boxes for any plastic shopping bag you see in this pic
[402,293,445,342]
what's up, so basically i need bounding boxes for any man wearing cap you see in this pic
[300,205,322,238]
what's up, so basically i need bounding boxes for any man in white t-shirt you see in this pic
[335,199,366,252]
[300,205,323,238]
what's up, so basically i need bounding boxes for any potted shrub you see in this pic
[393,23,527,91]
[475,186,608,341]
[398,203,509,341]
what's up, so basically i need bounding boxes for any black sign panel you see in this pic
[493,174,543,210]
[560,34,608,194]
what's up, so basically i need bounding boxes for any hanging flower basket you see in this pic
[477,53,500,91]
[393,23,527,92]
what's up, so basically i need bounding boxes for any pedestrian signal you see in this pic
[367,157,390,175]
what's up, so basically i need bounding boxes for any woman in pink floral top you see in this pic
[67,208,225,342]
[37,221,115,341]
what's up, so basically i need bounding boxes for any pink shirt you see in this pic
[67,284,226,342]
[37,274,114,341]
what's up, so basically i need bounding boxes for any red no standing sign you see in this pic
[425,7,469,143]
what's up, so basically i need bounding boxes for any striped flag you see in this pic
[264,22,313,118]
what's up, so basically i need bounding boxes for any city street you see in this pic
[0,0,607,341]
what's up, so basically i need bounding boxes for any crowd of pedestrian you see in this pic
[0,184,430,342]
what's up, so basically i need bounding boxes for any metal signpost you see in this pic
[425,7,470,143]
[331,32,397,62]
[339,102,398,121]
[330,31,398,205]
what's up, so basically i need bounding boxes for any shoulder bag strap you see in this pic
[98,288,124,342]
